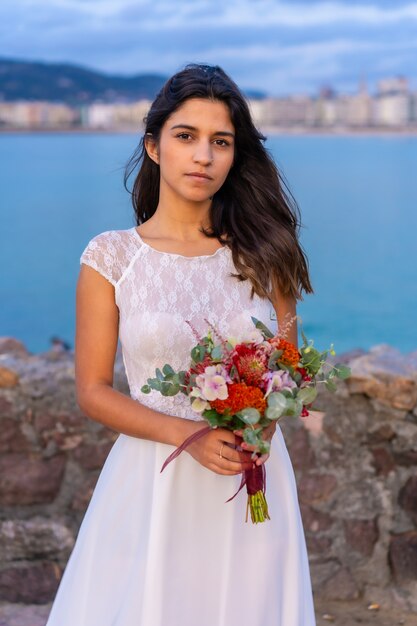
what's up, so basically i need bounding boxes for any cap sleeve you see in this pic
[79,230,121,287]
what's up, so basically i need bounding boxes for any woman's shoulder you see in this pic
[79,227,139,287]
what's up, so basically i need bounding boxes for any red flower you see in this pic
[296,367,312,382]
[231,344,268,387]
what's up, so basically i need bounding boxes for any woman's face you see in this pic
[146,97,235,204]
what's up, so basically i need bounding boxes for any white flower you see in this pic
[241,329,265,345]
[190,396,210,412]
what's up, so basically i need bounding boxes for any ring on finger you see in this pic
[219,442,225,459]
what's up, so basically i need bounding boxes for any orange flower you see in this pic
[211,382,267,416]
[269,338,300,367]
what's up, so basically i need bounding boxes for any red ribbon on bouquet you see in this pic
[160,426,269,522]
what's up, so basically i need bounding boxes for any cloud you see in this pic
[0,0,416,94]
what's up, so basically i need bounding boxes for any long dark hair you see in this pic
[124,62,314,302]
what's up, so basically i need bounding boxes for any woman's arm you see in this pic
[270,276,298,348]
[75,265,254,474]
[75,264,205,447]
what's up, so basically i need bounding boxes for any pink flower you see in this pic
[264,369,297,397]
[195,364,231,402]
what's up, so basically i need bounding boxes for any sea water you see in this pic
[0,132,416,354]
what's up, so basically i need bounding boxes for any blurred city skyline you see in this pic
[1,0,416,96]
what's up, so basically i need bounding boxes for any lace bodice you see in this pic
[80,227,278,421]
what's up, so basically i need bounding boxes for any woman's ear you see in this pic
[144,133,159,165]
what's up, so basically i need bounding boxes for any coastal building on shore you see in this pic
[85,100,151,130]
[0,101,79,129]
[1,75,416,132]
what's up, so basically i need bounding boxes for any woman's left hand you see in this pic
[233,421,277,467]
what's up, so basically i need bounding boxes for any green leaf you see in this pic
[140,384,151,394]
[160,381,180,396]
[191,344,206,363]
[210,345,223,360]
[267,392,288,412]
[250,316,274,338]
[235,407,260,425]
[300,326,309,347]
[292,371,302,384]
[283,397,303,416]
[325,378,338,392]
[177,371,187,384]
[265,406,283,420]
[257,417,271,427]
[147,378,162,392]
[162,364,175,377]
[300,346,322,376]
[155,368,164,381]
[257,440,271,455]
[206,415,221,427]
[297,386,318,404]
[243,427,263,446]
[332,363,351,380]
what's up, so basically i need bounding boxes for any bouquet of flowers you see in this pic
[141,315,351,524]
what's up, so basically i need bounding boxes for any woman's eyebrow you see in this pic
[170,124,235,138]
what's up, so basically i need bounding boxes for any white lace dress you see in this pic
[45,227,316,626]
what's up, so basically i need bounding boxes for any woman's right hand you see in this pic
[184,423,256,475]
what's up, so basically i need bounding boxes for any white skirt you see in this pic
[45,425,316,626]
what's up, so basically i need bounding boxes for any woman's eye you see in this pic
[176,133,192,140]
[214,139,230,147]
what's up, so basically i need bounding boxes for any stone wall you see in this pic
[0,338,416,611]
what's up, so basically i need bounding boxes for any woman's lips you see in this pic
[186,172,213,181]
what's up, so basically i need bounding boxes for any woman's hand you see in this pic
[184,423,256,476]
[233,421,277,467]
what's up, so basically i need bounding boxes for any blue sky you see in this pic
[1,0,416,96]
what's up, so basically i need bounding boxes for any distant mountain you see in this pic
[0,58,168,104]
[0,58,267,105]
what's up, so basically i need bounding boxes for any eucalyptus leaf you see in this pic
[140,384,151,394]
[242,427,263,446]
[283,397,300,416]
[162,364,175,377]
[292,371,302,384]
[294,398,304,416]
[191,344,206,363]
[178,371,187,384]
[267,392,287,412]
[210,345,223,360]
[148,378,162,392]
[257,440,271,455]
[333,363,351,379]
[297,386,318,404]
[325,378,338,392]
[265,406,283,420]
[155,368,164,381]
[236,407,260,425]
[160,381,180,396]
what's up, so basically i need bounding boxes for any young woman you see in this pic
[46,63,316,625]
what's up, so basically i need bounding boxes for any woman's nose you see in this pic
[193,141,213,165]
